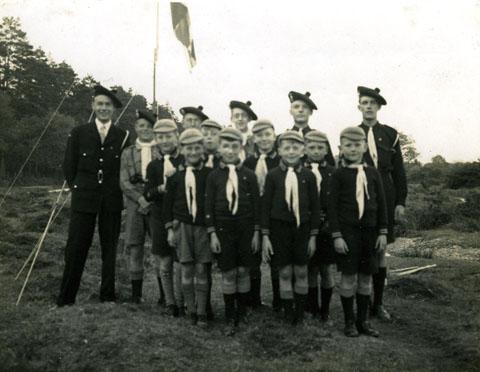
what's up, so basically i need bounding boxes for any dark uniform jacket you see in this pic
[162,163,212,228]
[205,162,260,233]
[327,164,388,239]
[303,160,335,230]
[143,150,184,208]
[291,124,336,166]
[63,121,130,213]
[261,161,321,236]
[359,122,408,242]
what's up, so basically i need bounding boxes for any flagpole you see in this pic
[153,0,159,115]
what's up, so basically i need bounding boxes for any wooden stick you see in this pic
[390,266,419,273]
[395,264,437,277]
[16,181,67,305]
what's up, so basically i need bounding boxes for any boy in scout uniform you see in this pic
[288,91,335,166]
[302,130,336,322]
[261,131,320,325]
[201,119,223,169]
[144,119,184,316]
[179,105,209,132]
[205,127,260,335]
[229,100,257,160]
[120,110,162,304]
[356,86,408,320]
[243,119,280,310]
[57,85,130,306]
[328,127,387,337]
[163,128,213,328]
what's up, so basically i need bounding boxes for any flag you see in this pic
[170,2,196,68]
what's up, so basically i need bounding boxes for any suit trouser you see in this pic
[57,202,121,305]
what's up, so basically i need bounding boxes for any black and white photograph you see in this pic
[0,0,479,371]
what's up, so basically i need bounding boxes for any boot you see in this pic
[356,294,379,337]
[371,268,391,321]
[131,280,143,304]
[223,293,237,336]
[237,292,249,324]
[341,296,359,337]
[320,287,333,322]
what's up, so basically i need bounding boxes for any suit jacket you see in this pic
[63,121,130,213]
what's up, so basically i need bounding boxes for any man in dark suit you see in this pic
[57,85,131,306]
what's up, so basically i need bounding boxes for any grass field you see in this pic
[0,187,479,371]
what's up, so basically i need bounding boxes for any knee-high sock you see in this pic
[182,281,195,315]
[320,287,333,315]
[356,293,370,323]
[160,270,175,306]
[157,276,164,300]
[223,293,236,320]
[307,286,319,314]
[132,279,143,299]
[340,295,355,325]
[373,267,387,308]
[195,282,208,316]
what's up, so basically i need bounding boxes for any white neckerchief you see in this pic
[226,164,239,215]
[347,163,370,219]
[285,166,300,227]
[163,154,175,185]
[136,139,156,180]
[310,162,322,195]
[206,153,214,168]
[367,126,378,168]
[95,118,112,143]
[255,153,268,196]
[185,166,197,221]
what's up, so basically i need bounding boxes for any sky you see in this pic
[2,0,480,162]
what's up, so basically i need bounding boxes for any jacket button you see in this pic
[101,147,104,151]
[73,185,77,188]
[99,158,103,162]
[82,153,86,156]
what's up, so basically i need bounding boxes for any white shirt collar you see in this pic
[95,118,112,133]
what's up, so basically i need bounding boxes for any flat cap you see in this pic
[229,100,258,120]
[136,109,156,126]
[357,86,387,106]
[304,130,329,143]
[94,85,122,108]
[180,106,209,121]
[201,119,223,131]
[340,126,366,141]
[179,128,203,145]
[288,91,317,111]
[252,119,274,134]
[219,127,243,142]
[278,130,304,144]
[153,119,178,133]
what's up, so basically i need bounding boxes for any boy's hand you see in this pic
[157,184,166,193]
[210,232,221,254]
[251,231,260,253]
[395,205,406,223]
[307,236,317,258]
[334,237,349,255]
[375,234,387,252]
[262,235,274,263]
[137,196,150,210]
[167,228,176,247]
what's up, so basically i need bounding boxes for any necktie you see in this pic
[99,124,107,144]
[310,162,322,195]
[367,127,378,168]
[206,154,214,168]
[347,164,370,219]
[285,167,300,227]
[136,139,156,180]
[185,166,197,221]
[163,154,175,185]
[239,149,246,162]
[226,164,239,215]
[255,154,268,196]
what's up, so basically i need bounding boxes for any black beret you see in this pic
[229,100,258,120]
[288,91,317,111]
[93,85,123,108]
[357,86,387,106]
[135,110,156,126]
[180,106,209,121]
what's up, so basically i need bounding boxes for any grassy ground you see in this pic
[0,187,479,371]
